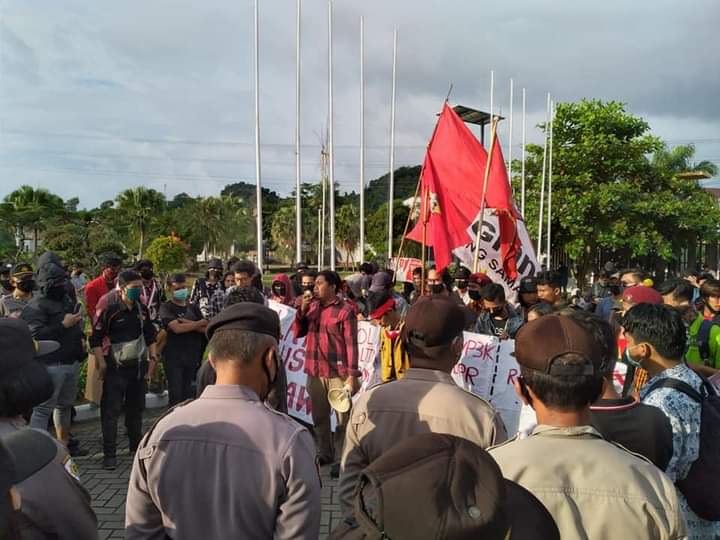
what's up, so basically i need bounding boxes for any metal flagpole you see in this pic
[387,29,398,264]
[295,0,302,264]
[321,145,327,269]
[508,78,514,189]
[254,0,263,272]
[359,16,366,265]
[328,0,336,271]
[317,207,322,271]
[473,118,498,273]
[546,100,555,268]
[521,87,526,216]
[537,92,550,266]
[489,70,494,142]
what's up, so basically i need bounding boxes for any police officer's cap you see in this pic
[11,262,33,278]
[207,303,281,341]
[330,433,559,540]
[401,296,465,359]
[514,315,605,376]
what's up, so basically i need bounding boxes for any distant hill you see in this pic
[364,165,421,213]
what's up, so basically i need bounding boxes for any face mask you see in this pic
[126,287,141,302]
[302,284,314,293]
[16,280,35,293]
[624,347,643,369]
[173,288,188,301]
[1,279,13,291]
[46,285,66,301]
[490,306,506,317]
[469,290,482,302]
[455,280,468,290]
[273,285,287,297]
[430,284,444,295]
[261,351,279,400]
[208,270,222,279]
[140,269,154,280]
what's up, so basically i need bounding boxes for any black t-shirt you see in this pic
[490,316,509,337]
[160,301,207,367]
[590,396,674,470]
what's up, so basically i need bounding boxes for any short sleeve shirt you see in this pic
[160,301,207,367]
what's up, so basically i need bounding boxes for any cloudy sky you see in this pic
[1,0,718,208]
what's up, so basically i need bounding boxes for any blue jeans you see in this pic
[30,361,79,432]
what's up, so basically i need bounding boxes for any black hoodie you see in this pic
[21,263,85,364]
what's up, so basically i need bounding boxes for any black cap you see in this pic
[331,433,559,540]
[519,277,537,294]
[207,258,223,270]
[401,296,465,358]
[453,266,471,279]
[11,263,33,277]
[206,303,281,341]
[0,319,60,373]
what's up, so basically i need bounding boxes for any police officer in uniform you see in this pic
[488,315,687,539]
[125,303,321,540]
[338,295,508,516]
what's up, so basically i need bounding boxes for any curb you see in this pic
[75,392,169,422]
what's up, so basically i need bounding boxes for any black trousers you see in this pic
[101,365,145,457]
[165,361,196,407]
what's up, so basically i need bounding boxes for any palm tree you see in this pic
[335,204,360,269]
[652,144,719,177]
[116,187,166,259]
[1,185,65,253]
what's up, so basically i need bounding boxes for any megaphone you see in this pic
[328,387,352,413]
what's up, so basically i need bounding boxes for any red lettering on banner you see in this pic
[476,343,494,362]
[464,366,479,386]
[357,326,368,345]
[507,368,518,385]
[288,348,304,372]
[463,339,478,356]
[286,382,297,410]
[613,370,625,388]
[296,385,312,415]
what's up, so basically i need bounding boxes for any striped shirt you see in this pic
[292,296,360,379]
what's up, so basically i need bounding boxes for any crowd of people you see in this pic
[1,251,720,539]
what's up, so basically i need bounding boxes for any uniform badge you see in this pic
[63,454,81,482]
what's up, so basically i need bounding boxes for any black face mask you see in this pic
[272,285,287,297]
[16,280,35,293]
[0,279,12,291]
[490,306,506,318]
[430,284,445,295]
[208,269,222,279]
[469,290,482,302]
[140,269,154,280]
[455,280,468,290]
[261,351,279,401]
[46,285,66,301]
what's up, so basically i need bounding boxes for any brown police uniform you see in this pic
[339,368,507,516]
[489,426,687,539]
[125,303,321,540]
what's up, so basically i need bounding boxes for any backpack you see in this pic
[646,374,720,521]
[696,319,717,366]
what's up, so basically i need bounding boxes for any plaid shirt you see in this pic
[293,296,360,379]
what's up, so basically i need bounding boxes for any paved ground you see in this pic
[73,408,344,539]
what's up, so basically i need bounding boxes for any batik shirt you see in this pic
[641,363,720,539]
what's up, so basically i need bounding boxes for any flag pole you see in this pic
[328,0,336,271]
[521,87,526,216]
[537,92,550,265]
[508,78,514,190]
[359,16,366,267]
[421,186,429,297]
[488,70,494,145]
[546,100,555,267]
[254,0,263,273]
[317,207,322,271]
[472,117,499,273]
[320,143,327,269]
[295,0,302,264]
[393,166,422,279]
[387,28,398,265]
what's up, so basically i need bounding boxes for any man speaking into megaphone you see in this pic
[293,270,360,478]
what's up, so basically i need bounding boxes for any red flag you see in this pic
[407,104,489,270]
[407,104,522,277]
[488,135,522,279]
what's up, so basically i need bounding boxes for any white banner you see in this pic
[453,210,539,304]
[389,257,423,282]
[268,300,380,425]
